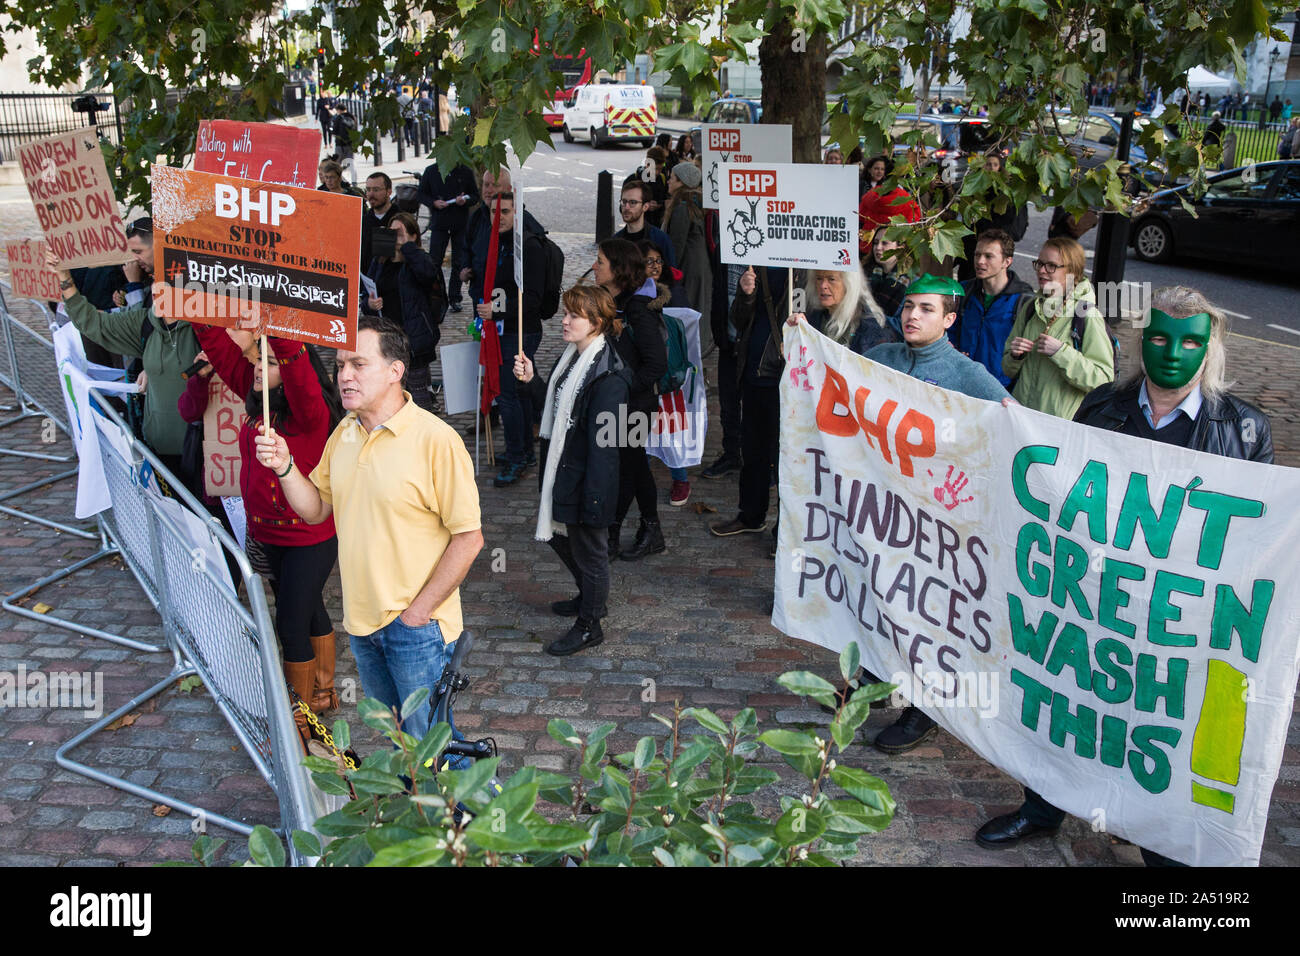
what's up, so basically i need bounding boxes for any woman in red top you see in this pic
[191,326,344,745]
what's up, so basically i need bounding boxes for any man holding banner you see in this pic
[975,286,1272,865]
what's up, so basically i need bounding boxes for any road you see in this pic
[504,123,1300,347]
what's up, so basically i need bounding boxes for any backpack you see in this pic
[656,310,695,400]
[1070,300,1121,381]
[536,232,565,320]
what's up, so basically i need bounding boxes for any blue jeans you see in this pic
[498,331,542,464]
[349,616,455,742]
[670,467,688,481]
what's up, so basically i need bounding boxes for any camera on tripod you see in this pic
[71,94,107,115]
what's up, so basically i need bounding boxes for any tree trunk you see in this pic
[759,16,827,162]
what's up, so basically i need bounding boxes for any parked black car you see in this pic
[688,97,763,144]
[1130,160,1299,268]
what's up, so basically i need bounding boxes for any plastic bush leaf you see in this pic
[838,643,861,683]
[247,825,286,867]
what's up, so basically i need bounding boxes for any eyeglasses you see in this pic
[645,258,663,267]
[1031,259,1062,274]
[126,218,153,238]
[619,199,644,207]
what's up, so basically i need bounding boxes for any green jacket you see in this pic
[1002,278,1114,420]
[65,293,200,456]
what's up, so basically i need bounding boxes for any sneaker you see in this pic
[524,451,538,468]
[710,517,767,537]
[701,454,741,479]
[492,461,526,487]
[873,706,938,754]
[670,479,690,506]
[449,301,463,314]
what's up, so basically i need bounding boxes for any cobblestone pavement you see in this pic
[1,188,1299,867]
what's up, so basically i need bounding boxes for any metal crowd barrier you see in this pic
[0,294,327,863]
[0,284,96,540]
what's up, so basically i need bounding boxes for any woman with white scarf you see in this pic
[514,284,632,657]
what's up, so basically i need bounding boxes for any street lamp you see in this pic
[1262,46,1281,128]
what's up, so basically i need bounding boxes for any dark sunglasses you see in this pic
[126,217,153,238]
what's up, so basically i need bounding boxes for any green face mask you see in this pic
[1142,309,1211,389]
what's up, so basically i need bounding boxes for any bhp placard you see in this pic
[151,166,361,350]
[717,162,858,271]
[699,123,791,210]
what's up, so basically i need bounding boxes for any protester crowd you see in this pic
[36,112,1277,868]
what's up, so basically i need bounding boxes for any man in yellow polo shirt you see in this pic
[255,315,483,739]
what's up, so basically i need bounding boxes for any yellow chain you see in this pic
[296,698,357,772]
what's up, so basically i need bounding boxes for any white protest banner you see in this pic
[646,307,707,469]
[53,321,138,518]
[773,321,1300,866]
[718,163,857,271]
[18,127,131,270]
[439,341,481,415]
[700,124,792,209]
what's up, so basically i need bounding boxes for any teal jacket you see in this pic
[65,293,200,456]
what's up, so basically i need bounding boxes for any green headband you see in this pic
[905,273,964,297]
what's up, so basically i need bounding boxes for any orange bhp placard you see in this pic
[151,165,361,350]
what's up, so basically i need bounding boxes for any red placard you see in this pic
[151,166,361,350]
[5,239,64,300]
[194,121,321,189]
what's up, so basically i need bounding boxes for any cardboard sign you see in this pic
[151,166,362,350]
[700,123,791,209]
[5,239,63,300]
[194,121,321,189]
[202,375,246,497]
[718,162,858,271]
[18,127,130,270]
[774,322,1300,866]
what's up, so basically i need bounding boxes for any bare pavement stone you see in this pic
[1,198,1299,865]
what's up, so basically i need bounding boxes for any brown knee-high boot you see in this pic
[310,632,339,713]
[283,658,318,751]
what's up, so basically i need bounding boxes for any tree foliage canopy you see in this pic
[4,0,1288,262]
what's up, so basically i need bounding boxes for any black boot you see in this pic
[546,617,604,656]
[621,518,665,561]
[607,523,622,561]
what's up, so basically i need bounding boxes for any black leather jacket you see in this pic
[1074,379,1274,464]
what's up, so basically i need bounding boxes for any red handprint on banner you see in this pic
[928,465,974,511]
[789,346,815,392]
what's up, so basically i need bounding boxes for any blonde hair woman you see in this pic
[1002,236,1114,418]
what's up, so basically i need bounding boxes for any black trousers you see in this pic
[428,226,467,304]
[549,523,610,621]
[738,382,780,527]
[1021,788,1187,866]
[616,443,658,524]
[260,537,339,662]
[717,346,742,459]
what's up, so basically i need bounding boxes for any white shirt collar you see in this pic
[1138,380,1203,430]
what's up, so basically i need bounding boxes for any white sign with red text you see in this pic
[717,163,858,271]
[700,124,791,209]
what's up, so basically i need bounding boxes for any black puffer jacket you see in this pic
[1074,379,1274,464]
[611,281,668,417]
[522,340,633,527]
[364,242,446,364]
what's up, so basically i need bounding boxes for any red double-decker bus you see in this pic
[535,33,592,130]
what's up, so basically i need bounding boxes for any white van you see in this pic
[561,84,657,148]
